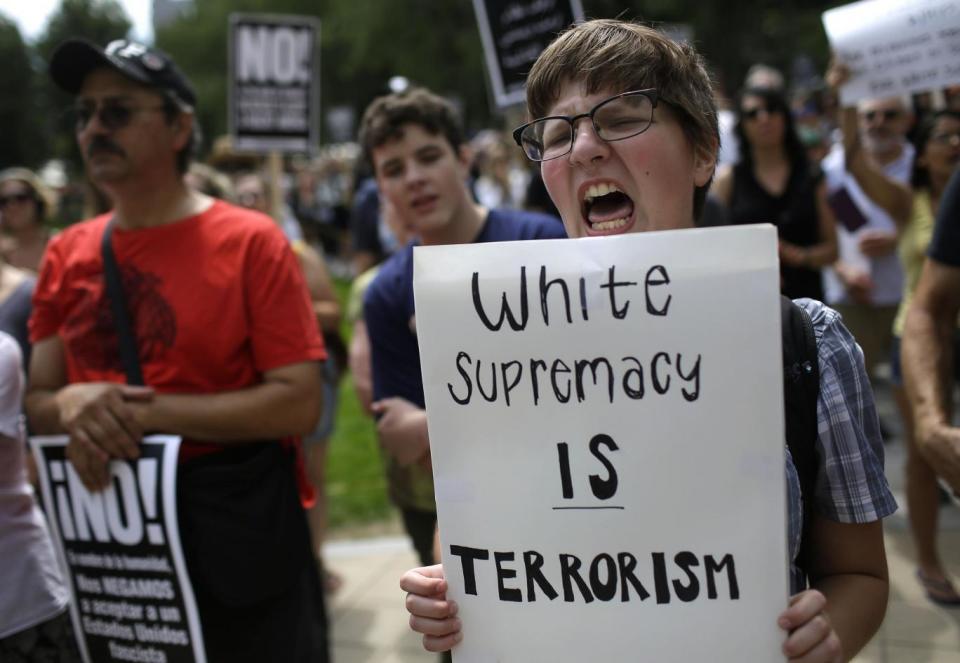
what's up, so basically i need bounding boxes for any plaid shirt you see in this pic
[786,299,898,593]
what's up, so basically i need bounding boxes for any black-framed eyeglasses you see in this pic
[512,89,661,162]
[67,100,167,132]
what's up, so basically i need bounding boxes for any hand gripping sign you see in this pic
[31,436,205,663]
[413,225,789,662]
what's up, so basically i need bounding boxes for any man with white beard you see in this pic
[821,89,914,379]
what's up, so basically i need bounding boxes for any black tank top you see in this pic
[729,161,824,301]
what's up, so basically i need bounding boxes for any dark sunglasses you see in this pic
[862,109,901,122]
[0,192,34,208]
[68,101,166,132]
[741,105,781,121]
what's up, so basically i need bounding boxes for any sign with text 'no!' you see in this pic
[31,436,205,663]
[823,0,960,105]
[229,14,319,153]
[472,0,584,109]
[414,226,788,662]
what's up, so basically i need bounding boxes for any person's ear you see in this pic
[693,137,718,188]
[171,113,193,151]
[457,143,475,172]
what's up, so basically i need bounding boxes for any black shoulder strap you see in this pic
[780,295,820,584]
[101,220,145,386]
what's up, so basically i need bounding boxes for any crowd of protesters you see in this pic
[0,14,959,663]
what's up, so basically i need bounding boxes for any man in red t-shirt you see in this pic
[26,38,329,662]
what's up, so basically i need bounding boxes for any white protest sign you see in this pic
[31,435,205,663]
[823,0,960,105]
[229,13,320,153]
[414,225,788,662]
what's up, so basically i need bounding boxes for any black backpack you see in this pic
[780,295,820,587]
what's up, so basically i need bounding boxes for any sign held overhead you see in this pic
[472,0,584,109]
[229,14,320,153]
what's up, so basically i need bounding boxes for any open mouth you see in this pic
[581,182,635,233]
[410,194,439,213]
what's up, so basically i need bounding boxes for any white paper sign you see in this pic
[823,0,960,105]
[414,225,789,662]
[31,435,206,663]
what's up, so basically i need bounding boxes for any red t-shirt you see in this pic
[30,200,325,467]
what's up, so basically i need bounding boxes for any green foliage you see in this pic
[0,14,44,168]
[326,276,391,529]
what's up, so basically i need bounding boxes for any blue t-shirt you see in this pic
[364,208,565,406]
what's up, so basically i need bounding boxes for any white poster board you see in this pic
[823,0,960,105]
[413,225,789,662]
[31,436,205,663]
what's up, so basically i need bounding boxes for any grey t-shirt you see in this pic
[0,277,34,368]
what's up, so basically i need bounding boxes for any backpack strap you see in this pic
[780,295,820,586]
[102,219,145,386]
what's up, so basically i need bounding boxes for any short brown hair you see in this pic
[525,20,719,219]
[359,88,465,167]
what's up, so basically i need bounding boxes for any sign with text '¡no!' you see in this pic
[472,0,584,109]
[823,0,960,105]
[413,225,789,662]
[31,436,205,663]
[229,14,319,153]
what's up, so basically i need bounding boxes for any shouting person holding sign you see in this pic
[401,19,896,662]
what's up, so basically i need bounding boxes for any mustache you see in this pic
[87,136,125,158]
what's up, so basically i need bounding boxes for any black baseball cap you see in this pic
[49,38,197,109]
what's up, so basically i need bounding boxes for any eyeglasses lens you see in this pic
[519,92,655,162]
[72,104,135,132]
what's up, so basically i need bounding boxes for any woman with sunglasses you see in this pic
[712,89,838,301]
[891,109,960,606]
[0,170,42,365]
[0,168,53,274]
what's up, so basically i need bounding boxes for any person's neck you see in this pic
[420,201,488,247]
[11,222,47,246]
[929,174,950,214]
[750,143,788,171]
[107,176,209,230]
[869,142,904,168]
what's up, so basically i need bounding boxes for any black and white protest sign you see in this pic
[823,0,960,104]
[31,436,205,663]
[229,13,319,153]
[472,0,584,109]
[413,226,787,661]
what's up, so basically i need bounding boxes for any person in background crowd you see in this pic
[0,241,35,366]
[0,168,54,273]
[0,332,78,662]
[471,130,530,210]
[712,87,838,300]
[891,110,960,606]
[821,63,914,379]
[27,38,329,661]
[234,170,346,592]
[234,171,305,242]
[360,87,565,569]
[401,20,896,662]
[185,162,234,201]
